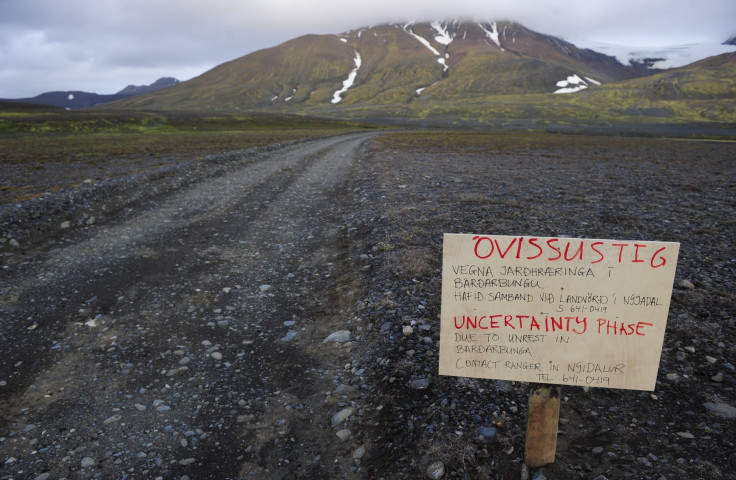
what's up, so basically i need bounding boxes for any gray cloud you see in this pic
[1,0,734,98]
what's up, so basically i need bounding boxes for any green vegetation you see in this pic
[0,107,378,163]
[372,129,736,153]
[0,106,379,203]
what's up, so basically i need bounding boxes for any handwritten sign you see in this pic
[439,234,680,391]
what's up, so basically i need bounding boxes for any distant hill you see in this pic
[115,77,180,96]
[4,77,179,109]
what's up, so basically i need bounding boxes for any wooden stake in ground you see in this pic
[524,384,562,468]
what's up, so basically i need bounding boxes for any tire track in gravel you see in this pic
[0,132,376,479]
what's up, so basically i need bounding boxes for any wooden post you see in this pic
[524,384,561,468]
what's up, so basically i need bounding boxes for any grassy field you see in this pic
[0,107,377,160]
[0,106,379,202]
[372,129,736,154]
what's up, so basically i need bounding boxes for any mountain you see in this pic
[6,77,179,109]
[9,91,129,110]
[104,21,736,125]
[116,77,180,96]
[109,21,655,110]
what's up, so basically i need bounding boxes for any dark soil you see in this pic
[1,131,735,480]
[344,133,736,479]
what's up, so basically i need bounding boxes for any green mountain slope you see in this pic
[566,52,736,121]
[105,21,736,125]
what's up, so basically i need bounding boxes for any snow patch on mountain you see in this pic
[402,23,441,56]
[332,51,361,104]
[416,80,440,96]
[554,74,597,94]
[401,23,451,74]
[479,22,503,50]
[437,57,448,72]
[568,39,736,68]
[431,22,454,46]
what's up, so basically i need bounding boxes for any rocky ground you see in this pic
[1,131,735,479]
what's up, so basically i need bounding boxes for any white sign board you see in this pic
[439,234,680,391]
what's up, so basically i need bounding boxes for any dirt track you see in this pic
[1,132,735,480]
[1,133,376,479]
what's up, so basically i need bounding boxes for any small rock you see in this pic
[259,284,272,292]
[9,238,19,248]
[134,403,146,412]
[334,383,357,395]
[335,429,352,440]
[711,372,724,382]
[706,356,717,364]
[323,330,350,343]
[22,424,37,433]
[352,445,366,460]
[402,325,414,336]
[520,464,530,480]
[677,431,695,439]
[478,425,497,441]
[211,352,223,361]
[179,458,196,465]
[331,407,354,427]
[532,469,548,480]
[35,473,51,480]
[80,457,95,468]
[426,460,445,480]
[677,279,695,289]
[103,414,122,425]
[665,373,681,383]
[61,221,71,229]
[410,378,430,390]
[280,330,297,342]
[704,401,736,419]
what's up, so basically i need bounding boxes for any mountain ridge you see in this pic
[110,21,660,111]
[4,77,180,109]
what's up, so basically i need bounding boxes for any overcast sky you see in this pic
[1,0,735,98]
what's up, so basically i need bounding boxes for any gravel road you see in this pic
[1,133,377,479]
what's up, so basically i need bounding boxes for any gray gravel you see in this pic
[342,135,736,479]
[1,132,735,479]
[1,133,376,479]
